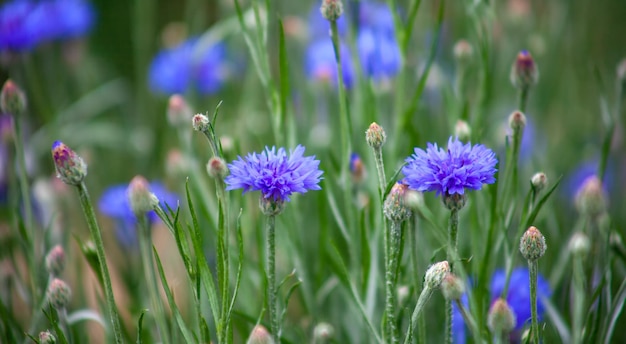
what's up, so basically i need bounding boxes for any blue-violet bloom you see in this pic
[98,182,179,247]
[402,137,498,196]
[305,39,354,88]
[225,145,323,202]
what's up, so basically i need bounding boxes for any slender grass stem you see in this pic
[138,215,170,343]
[266,214,279,343]
[76,182,123,344]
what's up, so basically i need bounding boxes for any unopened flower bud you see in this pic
[192,113,210,132]
[424,261,450,289]
[165,149,190,177]
[45,245,66,276]
[1,79,27,115]
[453,40,473,65]
[508,110,526,132]
[404,189,424,210]
[365,122,386,149]
[47,278,71,309]
[38,330,56,344]
[443,193,467,211]
[167,94,192,127]
[441,273,465,301]
[454,120,471,142]
[531,172,548,193]
[349,153,366,184]
[510,50,539,89]
[128,176,159,214]
[313,322,335,342]
[51,141,87,186]
[207,157,229,179]
[568,231,590,258]
[520,226,546,261]
[384,183,412,222]
[487,298,516,334]
[397,285,410,305]
[320,0,343,22]
[220,135,235,153]
[247,325,275,344]
[575,175,608,217]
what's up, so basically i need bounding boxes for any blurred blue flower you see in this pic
[356,1,402,80]
[98,181,179,247]
[453,268,552,343]
[565,159,613,200]
[305,39,354,88]
[148,38,229,96]
[308,1,348,39]
[402,137,498,196]
[225,145,324,202]
[0,0,95,52]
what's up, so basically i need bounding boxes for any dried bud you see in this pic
[38,330,56,344]
[424,261,450,290]
[247,325,275,344]
[443,193,467,211]
[192,113,210,132]
[508,110,527,132]
[349,153,366,184]
[520,226,547,261]
[207,157,229,179]
[441,273,465,301]
[313,322,335,342]
[454,120,471,142]
[530,172,548,193]
[510,50,539,89]
[383,182,412,222]
[365,122,386,149]
[568,231,590,258]
[51,141,87,186]
[45,245,66,276]
[575,175,608,217]
[47,278,71,309]
[167,94,192,127]
[128,175,159,214]
[1,79,27,115]
[453,40,473,65]
[487,298,516,334]
[320,0,343,22]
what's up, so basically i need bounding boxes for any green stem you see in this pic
[518,86,529,113]
[455,299,482,344]
[138,215,170,343]
[572,255,585,344]
[528,259,539,344]
[266,215,279,343]
[76,183,124,344]
[11,115,34,238]
[385,221,402,344]
[446,209,459,344]
[372,146,387,199]
[403,287,434,344]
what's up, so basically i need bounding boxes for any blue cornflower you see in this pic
[305,39,354,88]
[148,38,229,96]
[225,145,324,203]
[453,268,552,343]
[356,1,402,80]
[402,137,498,196]
[98,181,179,247]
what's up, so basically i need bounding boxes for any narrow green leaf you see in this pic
[226,209,244,338]
[601,276,626,344]
[278,18,290,134]
[136,309,147,344]
[42,306,69,344]
[524,175,562,227]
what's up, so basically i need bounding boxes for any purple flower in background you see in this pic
[148,38,229,96]
[305,39,354,88]
[0,0,95,52]
[356,1,402,80]
[225,145,323,202]
[402,137,498,196]
[453,268,551,343]
[565,159,613,199]
[98,181,179,247]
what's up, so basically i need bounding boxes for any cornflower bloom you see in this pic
[356,1,402,80]
[98,181,178,247]
[453,268,551,344]
[148,38,230,95]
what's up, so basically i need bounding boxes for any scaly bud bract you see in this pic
[320,0,343,22]
[383,182,412,222]
[531,172,548,193]
[488,298,516,334]
[45,245,66,276]
[575,175,608,217]
[443,192,467,211]
[207,156,229,179]
[127,175,159,214]
[424,261,450,290]
[508,110,527,132]
[259,197,285,216]
[1,79,27,115]
[520,226,547,261]
[192,113,210,132]
[47,278,71,309]
[51,141,87,186]
[510,50,539,89]
[441,273,465,301]
[365,122,386,149]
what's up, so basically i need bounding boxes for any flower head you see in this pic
[225,145,323,203]
[99,181,178,247]
[402,137,497,196]
[51,141,87,186]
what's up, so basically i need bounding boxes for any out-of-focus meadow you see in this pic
[1,0,626,343]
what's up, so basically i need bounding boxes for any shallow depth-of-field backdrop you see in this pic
[1,0,626,343]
